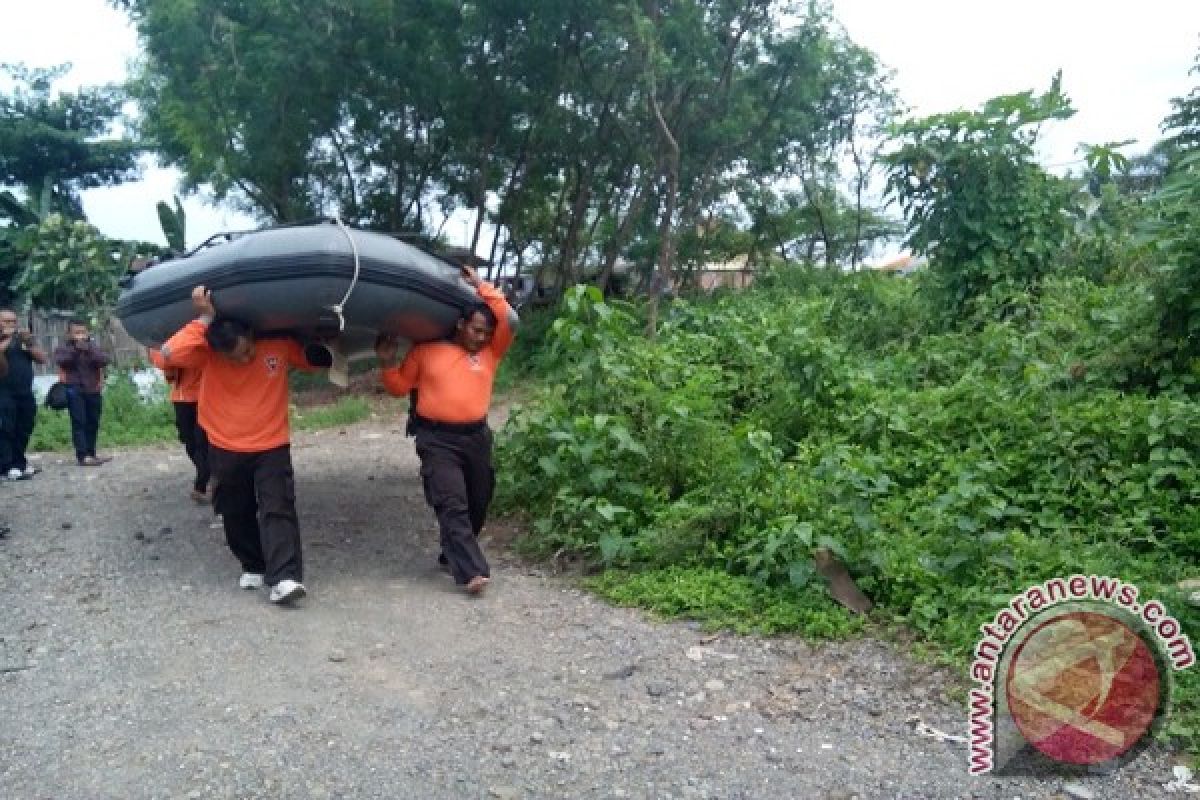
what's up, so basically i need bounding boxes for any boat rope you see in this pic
[329,215,361,332]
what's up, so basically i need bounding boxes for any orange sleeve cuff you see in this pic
[478,281,515,357]
[161,320,211,369]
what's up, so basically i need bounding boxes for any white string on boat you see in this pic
[329,215,361,332]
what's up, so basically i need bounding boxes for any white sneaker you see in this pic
[269,579,306,604]
[5,468,22,481]
[22,466,41,478]
[238,572,265,590]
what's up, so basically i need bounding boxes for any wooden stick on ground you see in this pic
[814,547,873,615]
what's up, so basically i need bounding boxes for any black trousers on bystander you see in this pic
[0,392,36,473]
[65,388,102,463]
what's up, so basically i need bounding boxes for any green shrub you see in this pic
[882,82,1077,324]
[497,274,1200,756]
[587,566,863,637]
[30,371,175,452]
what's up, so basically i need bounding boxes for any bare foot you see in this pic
[464,575,490,595]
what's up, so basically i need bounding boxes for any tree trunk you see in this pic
[597,174,650,293]
[801,152,833,268]
[547,178,572,298]
[330,129,359,221]
[643,0,680,338]
[847,93,866,270]
[557,165,593,289]
[647,100,680,338]
[468,129,496,260]
[488,126,536,280]
[486,226,503,282]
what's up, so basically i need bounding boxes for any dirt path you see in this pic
[0,415,1185,799]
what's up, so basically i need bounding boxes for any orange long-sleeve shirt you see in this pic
[161,321,309,453]
[381,280,515,423]
[148,348,202,403]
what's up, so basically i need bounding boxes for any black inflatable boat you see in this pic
[116,221,509,365]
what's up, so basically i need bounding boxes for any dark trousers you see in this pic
[173,401,210,492]
[0,392,36,472]
[415,426,494,584]
[65,388,103,462]
[208,444,303,585]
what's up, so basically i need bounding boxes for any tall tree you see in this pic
[120,0,894,294]
[0,62,141,304]
[124,0,360,221]
[0,63,141,218]
[1162,46,1200,154]
[883,79,1077,321]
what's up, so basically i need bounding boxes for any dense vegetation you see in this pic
[495,272,1200,752]
[492,54,1200,754]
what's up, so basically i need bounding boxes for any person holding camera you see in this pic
[53,318,112,467]
[0,308,47,480]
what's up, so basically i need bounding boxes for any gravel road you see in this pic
[0,415,1188,799]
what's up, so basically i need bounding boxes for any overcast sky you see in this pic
[4,0,1199,250]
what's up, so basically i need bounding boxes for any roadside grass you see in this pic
[30,377,176,452]
[587,565,864,638]
[29,374,380,453]
[292,396,372,431]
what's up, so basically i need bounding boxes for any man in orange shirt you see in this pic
[160,286,318,605]
[148,349,210,503]
[375,264,515,595]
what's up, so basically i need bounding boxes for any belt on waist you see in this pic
[411,415,488,434]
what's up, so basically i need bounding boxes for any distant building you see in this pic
[693,253,754,290]
[867,253,925,276]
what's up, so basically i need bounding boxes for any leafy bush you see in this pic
[30,371,175,452]
[882,80,1077,323]
[12,214,156,320]
[588,566,863,637]
[496,274,1200,754]
[494,306,561,393]
[1144,150,1200,383]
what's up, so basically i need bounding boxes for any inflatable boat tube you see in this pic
[115,221,514,362]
